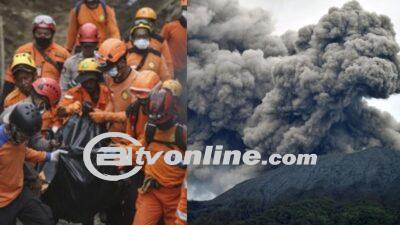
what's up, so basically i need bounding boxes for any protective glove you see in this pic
[56,101,82,117]
[89,110,126,123]
[46,149,68,162]
[65,101,82,114]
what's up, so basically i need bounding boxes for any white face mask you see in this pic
[182,10,187,19]
[134,38,150,50]
[107,67,118,77]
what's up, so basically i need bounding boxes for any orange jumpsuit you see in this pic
[149,35,174,76]
[5,43,70,84]
[66,3,120,51]
[161,20,187,74]
[126,47,172,81]
[175,178,187,225]
[133,124,187,225]
[0,142,46,207]
[57,84,109,125]
[104,68,140,133]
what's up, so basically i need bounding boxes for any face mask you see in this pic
[107,67,119,77]
[182,10,187,19]
[134,39,150,50]
[35,37,52,49]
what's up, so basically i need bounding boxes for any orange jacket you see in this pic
[0,142,46,207]
[66,4,120,51]
[104,68,139,133]
[161,20,187,73]
[126,48,172,81]
[175,177,187,225]
[57,84,109,124]
[149,36,174,76]
[144,124,187,188]
[3,88,27,108]
[3,90,57,132]
[5,42,70,84]
[41,108,58,132]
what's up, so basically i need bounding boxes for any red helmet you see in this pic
[148,88,176,124]
[33,15,56,32]
[32,78,61,107]
[78,23,99,43]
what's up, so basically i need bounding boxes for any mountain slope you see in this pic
[190,148,400,224]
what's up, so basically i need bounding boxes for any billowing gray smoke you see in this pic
[188,0,400,199]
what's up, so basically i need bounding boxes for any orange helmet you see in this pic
[130,70,161,99]
[135,7,157,20]
[97,38,127,64]
[181,0,187,6]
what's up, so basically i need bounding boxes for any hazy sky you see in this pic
[238,0,400,120]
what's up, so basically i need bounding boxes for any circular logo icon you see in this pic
[83,132,143,181]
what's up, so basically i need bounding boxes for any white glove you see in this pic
[50,149,68,162]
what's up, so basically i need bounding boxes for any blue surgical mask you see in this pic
[107,67,119,77]
[134,38,150,50]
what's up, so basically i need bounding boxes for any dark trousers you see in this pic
[105,172,144,225]
[0,187,54,225]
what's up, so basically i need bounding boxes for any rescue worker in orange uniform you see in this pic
[3,53,37,108]
[61,22,99,94]
[126,71,161,143]
[1,15,69,107]
[0,103,67,225]
[161,0,187,80]
[160,79,184,123]
[89,38,140,134]
[126,23,172,81]
[133,88,187,225]
[1,76,62,197]
[66,0,120,52]
[175,176,187,225]
[2,77,61,151]
[56,58,109,123]
[127,7,174,76]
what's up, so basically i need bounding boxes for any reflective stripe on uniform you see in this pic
[176,209,187,221]
[64,94,74,100]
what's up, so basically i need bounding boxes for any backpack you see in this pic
[75,0,108,21]
[145,122,186,151]
[126,101,141,137]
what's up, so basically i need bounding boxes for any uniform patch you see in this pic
[99,15,105,22]
[121,90,130,100]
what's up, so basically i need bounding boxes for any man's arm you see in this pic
[107,7,121,39]
[66,9,79,52]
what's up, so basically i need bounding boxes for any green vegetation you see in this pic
[190,197,400,225]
